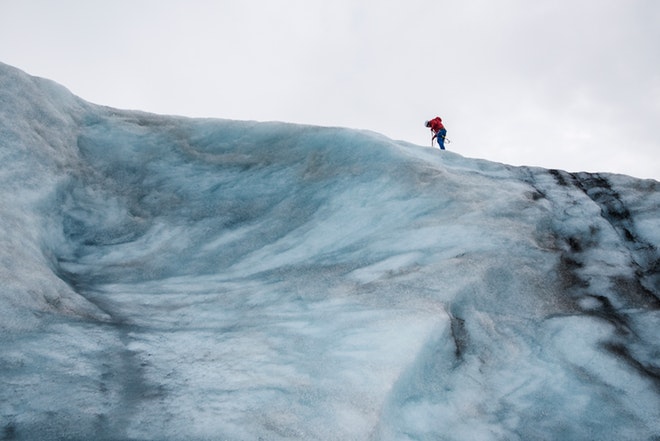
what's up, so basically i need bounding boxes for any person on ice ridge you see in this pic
[425,117,447,150]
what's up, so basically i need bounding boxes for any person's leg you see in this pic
[438,129,446,150]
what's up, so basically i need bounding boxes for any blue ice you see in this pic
[1,62,659,440]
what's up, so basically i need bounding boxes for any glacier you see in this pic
[0,62,659,441]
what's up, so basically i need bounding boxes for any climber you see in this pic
[425,117,447,150]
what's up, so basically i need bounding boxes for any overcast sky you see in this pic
[1,0,658,179]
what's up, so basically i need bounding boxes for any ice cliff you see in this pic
[1,62,658,440]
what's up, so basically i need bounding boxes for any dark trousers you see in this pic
[437,129,447,150]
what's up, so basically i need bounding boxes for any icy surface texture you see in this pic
[1,62,659,440]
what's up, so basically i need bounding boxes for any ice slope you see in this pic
[0,62,659,440]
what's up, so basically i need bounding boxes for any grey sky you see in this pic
[1,0,658,179]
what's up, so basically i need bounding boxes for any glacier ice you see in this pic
[0,62,659,440]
